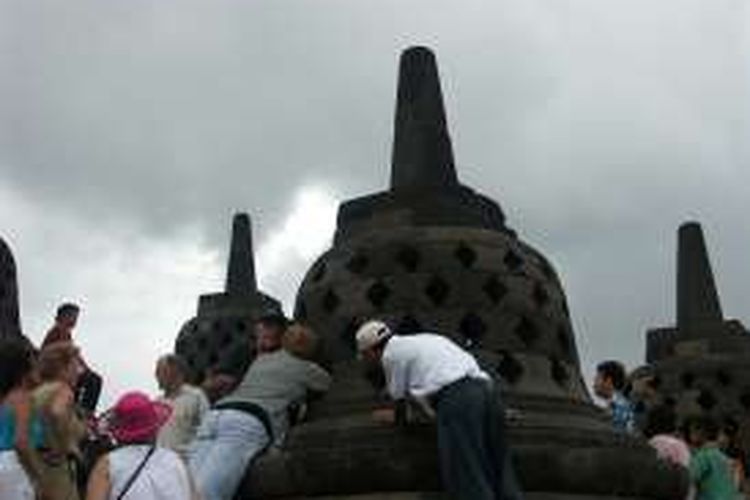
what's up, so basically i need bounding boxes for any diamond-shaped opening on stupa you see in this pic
[340,317,360,353]
[236,321,247,332]
[681,372,695,389]
[459,312,487,342]
[322,289,341,314]
[346,253,369,275]
[221,333,233,347]
[425,276,450,306]
[514,316,539,347]
[550,357,570,386]
[454,243,477,269]
[532,282,550,309]
[716,370,732,387]
[396,246,421,273]
[697,390,717,411]
[497,350,524,385]
[739,392,750,411]
[483,275,507,305]
[367,281,391,309]
[503,249,524,271]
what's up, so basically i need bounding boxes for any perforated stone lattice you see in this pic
[295,229,584,397]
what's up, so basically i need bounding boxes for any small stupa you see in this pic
[641,222,750,447]
[175,213,281,383]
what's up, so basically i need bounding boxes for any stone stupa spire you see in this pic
[224,213,257,295]
[390,46,458,191]
[676,221,723,331]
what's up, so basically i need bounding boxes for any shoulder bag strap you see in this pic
[116,445,156,500]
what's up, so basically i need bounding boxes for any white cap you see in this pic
[355,320,392,352]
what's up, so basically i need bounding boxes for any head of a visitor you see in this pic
[594,360,627,400]
[38,342,81,387]
[355,320,392,364]
[55,302,80,330]
[107,391,171,445]
[282,323,318,360]
[155,354,189,394]
[718,417,739,450]
[0,337,35,399]
[254,311,288,354]
[642,404,678,439]
[684,415,718,448]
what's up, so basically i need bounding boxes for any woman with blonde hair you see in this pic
[34,341,87,500]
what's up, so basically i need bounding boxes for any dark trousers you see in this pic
[434,377,522,500]
[75,369,102,414]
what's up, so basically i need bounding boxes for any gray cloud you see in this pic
[2,0,749,402]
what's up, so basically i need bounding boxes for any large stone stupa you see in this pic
[175,213,282,383]
[244,47,686,499]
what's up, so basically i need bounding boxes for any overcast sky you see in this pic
[2,0,749,407]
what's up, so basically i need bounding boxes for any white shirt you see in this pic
[157,384,209,457]
[109,445,191,500]
[382,333,489,400]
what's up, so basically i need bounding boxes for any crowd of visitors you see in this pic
[593,359,747,499]
[1,300,748,500]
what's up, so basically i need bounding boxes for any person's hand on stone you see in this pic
[372,408,396,424]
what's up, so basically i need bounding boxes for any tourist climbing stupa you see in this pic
[175,213,282,383]
[641,222,750,446]
[243,47,686,499]
[0,236,22,339]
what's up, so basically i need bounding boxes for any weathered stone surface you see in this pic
[0,237,22,339]
[175,213,281,382]
[244,47,687,499]
[639,222,750,450]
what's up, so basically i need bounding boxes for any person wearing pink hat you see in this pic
[85,391,198,500]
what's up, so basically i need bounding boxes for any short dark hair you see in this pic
[683,414,719,441]
[596,360,627,391]
[0,337,34,398]
[256,312,288,333]
[643,404,677,438]
[56,303,80,319]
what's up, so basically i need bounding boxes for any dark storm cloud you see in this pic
[1,0,749,399]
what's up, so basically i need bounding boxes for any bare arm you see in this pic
[85,455,110,500]
[11,391,43,491]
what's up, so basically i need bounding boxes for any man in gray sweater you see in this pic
[187,323,331,500]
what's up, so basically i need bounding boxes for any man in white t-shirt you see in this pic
[155,354,209,458]
[356,320,523,500]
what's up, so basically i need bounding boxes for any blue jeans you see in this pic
[187,409,269,500]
